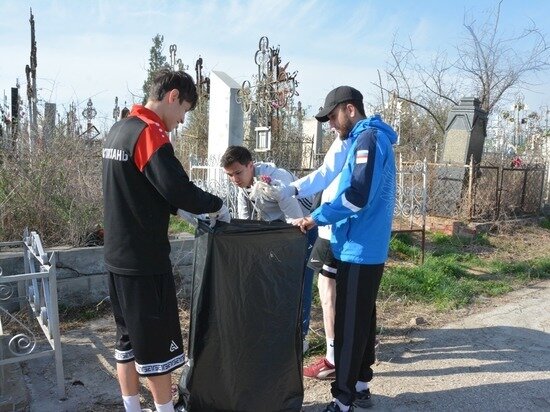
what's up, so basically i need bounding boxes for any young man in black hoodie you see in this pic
[102,69,229,412]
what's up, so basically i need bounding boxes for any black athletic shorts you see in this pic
[108,271,185,376]
[307,237,338,279]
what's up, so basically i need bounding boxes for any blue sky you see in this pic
[1,0,549,132]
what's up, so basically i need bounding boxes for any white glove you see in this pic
[250,180,296,203]
[207,204,231,228]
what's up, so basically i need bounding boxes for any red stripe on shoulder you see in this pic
[134,125,170,171]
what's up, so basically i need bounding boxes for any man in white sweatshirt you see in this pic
[288,134,352,379]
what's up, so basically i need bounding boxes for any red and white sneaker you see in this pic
[303,357,335,379]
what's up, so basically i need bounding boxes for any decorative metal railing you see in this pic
[394,158,428,262]
[0,230,65,399]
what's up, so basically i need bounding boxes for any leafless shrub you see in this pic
[0,133,102,246]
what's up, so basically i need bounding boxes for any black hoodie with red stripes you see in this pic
[102,105,222,276]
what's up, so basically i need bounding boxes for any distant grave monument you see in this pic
[301,117,323,169]
[207,71,244,160]
[43,102,56,143]
[442,97,487,165]
[432,97,488,217]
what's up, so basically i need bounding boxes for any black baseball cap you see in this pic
[315,86,363,122]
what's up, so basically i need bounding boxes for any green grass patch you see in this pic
[58,301,111,326]
[311,273,320,306]
[305,332,326,359]
[382,256,476,309]
[381,252,550,310]
[380,250,536,309]
[428,232,489,264]
[169,215,195,235]
[488,258,550,282]
[429,232,491,247]
[540,217,550,230]
[390,233,421,260]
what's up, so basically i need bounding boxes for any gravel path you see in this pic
[22,279,550,411]
[304,279,550,411]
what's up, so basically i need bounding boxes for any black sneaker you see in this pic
[322,401,353,412]
[353,388,373,409]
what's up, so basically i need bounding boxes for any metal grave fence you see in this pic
[425,158,546,221]
[0,229,65,399]
[394,159,427,262]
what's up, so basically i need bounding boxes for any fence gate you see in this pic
[394,158,427,262]
[0,230,65,402]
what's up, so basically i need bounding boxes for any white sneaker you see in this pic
[302,339,309,354]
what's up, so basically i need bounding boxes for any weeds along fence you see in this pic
[425,157,547,221]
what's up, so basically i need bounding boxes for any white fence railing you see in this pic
[0,229,65,399]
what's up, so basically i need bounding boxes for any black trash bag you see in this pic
[178,219,307,412]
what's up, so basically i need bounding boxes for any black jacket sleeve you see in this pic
[143,144,223,214]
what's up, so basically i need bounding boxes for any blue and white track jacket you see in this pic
[311,115,397,264]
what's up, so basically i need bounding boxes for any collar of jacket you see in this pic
[347,114,398,144]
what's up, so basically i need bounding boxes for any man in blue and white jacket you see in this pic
[293,86,397,412]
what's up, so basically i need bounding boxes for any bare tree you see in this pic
[376,37,455,159]
[376,1,550,156]
[457,1,550,113]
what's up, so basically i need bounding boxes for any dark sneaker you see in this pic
[353,388,373,408]
[303,357,335,379]
[322,401,353,412]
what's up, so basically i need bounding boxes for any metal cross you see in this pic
[82,98,97,121]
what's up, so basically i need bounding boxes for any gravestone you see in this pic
[432,98,487,217]
[10,87,19,151]
[207,71,244,160]
[442,97,487,165]
[301,118,323,169]
[430,164,469,217]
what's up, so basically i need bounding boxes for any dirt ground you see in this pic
[20,222,550,411]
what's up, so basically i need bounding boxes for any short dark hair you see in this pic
[220,145,253,167]
[340,100,366,117]
[148,68,198,110]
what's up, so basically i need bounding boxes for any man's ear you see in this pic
[169,89,179,103]
[346,103,356,118]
